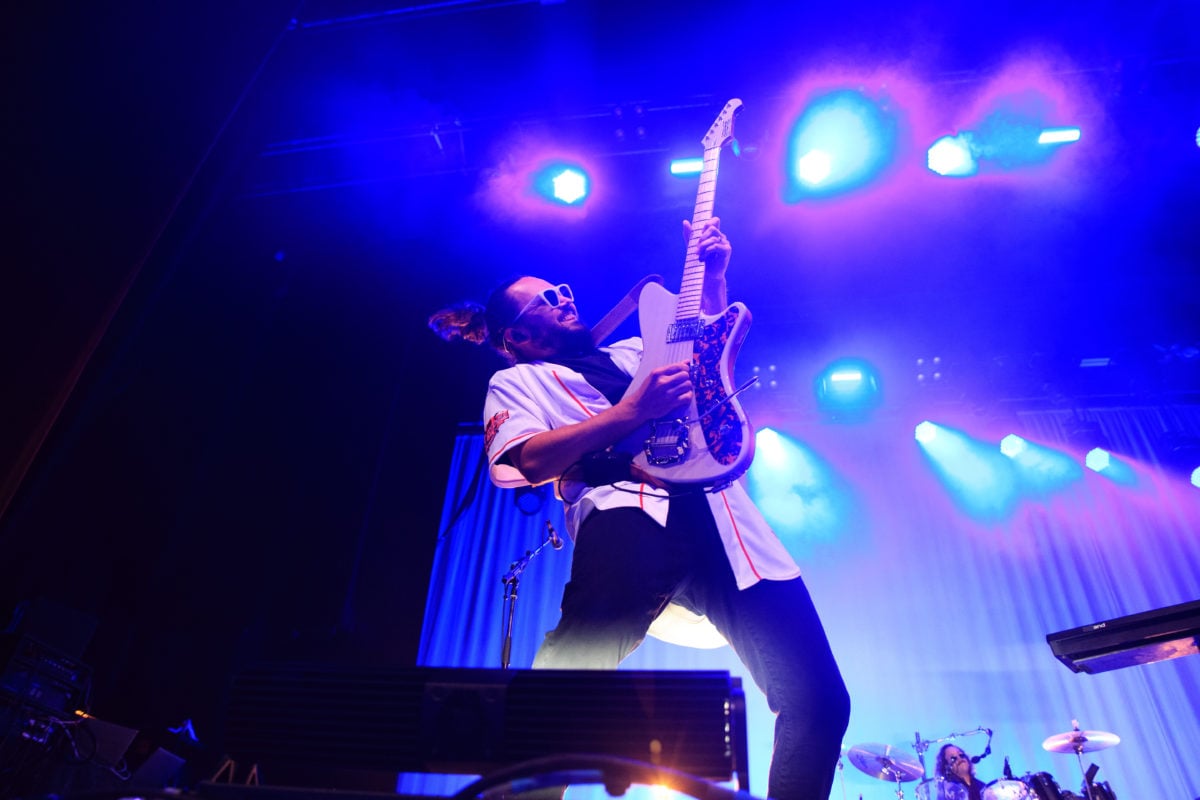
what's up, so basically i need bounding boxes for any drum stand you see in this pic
[1042,724,1119,800]
[1068,744,1095,800]
[913,726,990,777]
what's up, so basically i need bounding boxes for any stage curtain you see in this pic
[401,404,1200,800]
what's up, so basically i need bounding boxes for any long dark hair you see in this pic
[936,744,974,781]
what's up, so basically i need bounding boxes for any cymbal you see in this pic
[846,743,925,782]
[1041,730,1121,754]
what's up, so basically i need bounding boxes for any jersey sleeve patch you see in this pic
[484,409,510,453]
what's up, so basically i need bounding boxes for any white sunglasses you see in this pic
[509,283,574,327]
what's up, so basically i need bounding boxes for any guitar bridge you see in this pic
[644,420,691,466]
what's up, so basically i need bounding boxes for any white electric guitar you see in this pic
[618,99,755,488]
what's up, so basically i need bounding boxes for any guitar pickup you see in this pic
[644,420,691,466]
[667,318,703,343]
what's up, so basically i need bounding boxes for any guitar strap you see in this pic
[588,274,663,346]
[551,350,632,407]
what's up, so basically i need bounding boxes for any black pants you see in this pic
[532,493,850,800]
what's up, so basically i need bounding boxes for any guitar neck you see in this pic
[623,98,752,488]
[676,145,722,323]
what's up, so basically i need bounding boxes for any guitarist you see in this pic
[430,218,849,800]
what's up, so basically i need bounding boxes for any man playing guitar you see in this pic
[434,213,850,800]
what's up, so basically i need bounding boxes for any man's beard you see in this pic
[538,320,595,358]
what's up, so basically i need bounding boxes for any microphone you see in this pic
[546,521,563,550]
[972,733,992,764]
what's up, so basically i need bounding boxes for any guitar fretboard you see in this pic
[674,145,722,328]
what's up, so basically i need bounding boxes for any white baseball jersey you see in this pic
[482,337,801,593]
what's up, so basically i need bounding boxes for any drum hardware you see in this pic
[1040,728,1120,754]
[912,726,992,780]
[847,743,924,800]
[917,776,969,800]
[1022,771,1064,800]
[984,779,1032,800]
[1041,721,1120,800]
[908,726,999,800]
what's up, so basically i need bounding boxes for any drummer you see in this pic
[937,744,987,800]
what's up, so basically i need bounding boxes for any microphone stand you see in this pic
[500,525,559,669]
[914,726,992,780]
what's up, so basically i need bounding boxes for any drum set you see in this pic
[843,724,1121,800]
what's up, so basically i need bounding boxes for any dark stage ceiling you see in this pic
[7,1,1200,446]
[171,0,1200,411]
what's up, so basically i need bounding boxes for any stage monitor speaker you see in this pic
[223,665,749,790]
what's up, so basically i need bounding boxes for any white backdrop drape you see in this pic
[401,404,1200,800]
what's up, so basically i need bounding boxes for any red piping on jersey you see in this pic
[490,373,592,468]
[720,490,762,580]
[553,370,595,417]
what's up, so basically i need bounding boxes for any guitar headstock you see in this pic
[701,98,743,151]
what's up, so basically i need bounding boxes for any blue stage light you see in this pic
[963,110,1081,171]
[1038,126,1081,144]
[783,89,898,200]
[1001,434,1083,496]
[551,169,587,204]
[1000,434,1028,457]
[1192,467,1200,488]
[796,149,833,185]
[927,133,978,177]
[814,358,881,418]
[747,428,851,546]
[533,163,589,205]
[1085,447,1110,472]
[1085,447,1138,486]
[754,427,787,469]
[916,422,1021,521]
[669,157,704,176]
